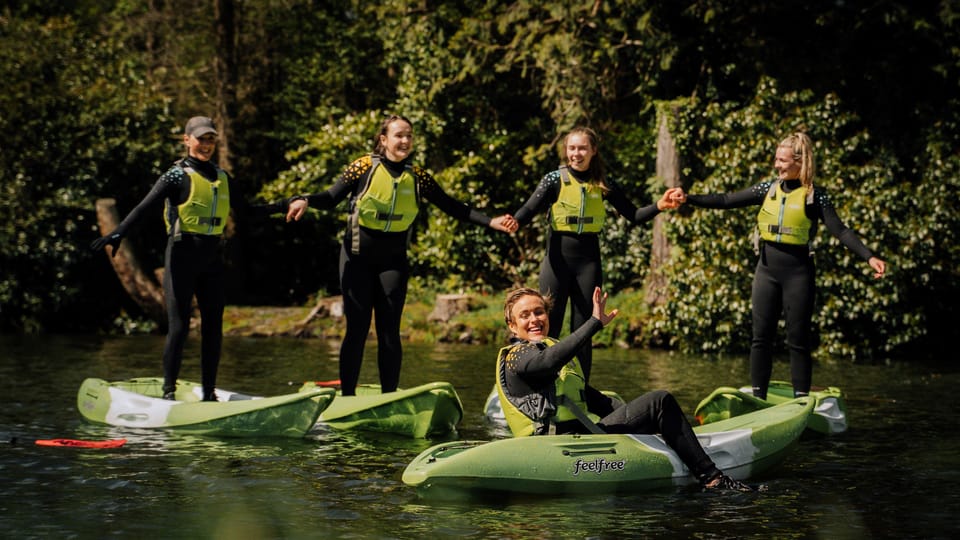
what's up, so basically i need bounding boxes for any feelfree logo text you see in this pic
[572,457,627,476]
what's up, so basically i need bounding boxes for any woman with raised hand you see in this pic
[496,286,753,491]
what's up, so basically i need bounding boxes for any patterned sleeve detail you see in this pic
[412,165,438,196]
[502,341,546,374]
[540,170,561,191]
[753,180,774,198]
[341,155,373,185]
[159,165,186,188]
[526,170,562,199]
[513,170,562,225]
[815,188,833,209]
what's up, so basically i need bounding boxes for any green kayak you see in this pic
[694,380,847,434]
[403,396,813,498]
[299,381,463,438]
[77,377,336,438]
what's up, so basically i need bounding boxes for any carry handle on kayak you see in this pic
[562,448,617,457]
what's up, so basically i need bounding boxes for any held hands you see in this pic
[490,214,519,233]
[591,287,619,327]
[286,198,308,222]
[657,187,687,211]
[868,257,886,279]
[90,233,122,258]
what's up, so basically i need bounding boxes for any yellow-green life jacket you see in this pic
[496,337,597,437]
[549,167,605,234]
[756,180,814,245]
[165,165,230,236]
[348,155,419,253]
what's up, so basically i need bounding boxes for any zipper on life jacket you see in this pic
[385,177,401,232]
[209,185,219,234]
[776,193,786,243]
[578,186,586,234]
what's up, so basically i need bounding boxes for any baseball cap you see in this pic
[184,116,218,138]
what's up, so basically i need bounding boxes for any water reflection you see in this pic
[1,334,958,538]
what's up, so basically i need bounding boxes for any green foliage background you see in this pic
[2,1,957,360]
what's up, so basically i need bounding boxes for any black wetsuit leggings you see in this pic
[597,390,720,482]
[338,243,408,396]
[750,243,816,400]
[161,235,224,396]
[540,233,602,381]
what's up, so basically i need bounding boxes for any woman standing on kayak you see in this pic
[675,132,886,400]
[496,286,753,491]
[91,116,285,402]
[510,127,683,381]
[286,114,517,396]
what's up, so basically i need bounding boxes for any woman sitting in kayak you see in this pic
[496,286,753,491]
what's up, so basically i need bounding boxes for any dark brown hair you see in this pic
[373,114,413,155]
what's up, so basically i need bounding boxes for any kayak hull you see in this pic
[77,377,335,438]
[695,380,847,434]
[301,381,463,438]
[403,396,813,498]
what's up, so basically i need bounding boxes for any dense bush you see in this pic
[650,79,957,359]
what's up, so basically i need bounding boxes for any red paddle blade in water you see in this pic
[34,438,127,449]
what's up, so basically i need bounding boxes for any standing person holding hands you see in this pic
[91,116,285,401]
[676,132,886,400]
[285,114,517,396]
[511,126,683,381]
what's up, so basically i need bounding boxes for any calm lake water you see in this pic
[1,334,957,539]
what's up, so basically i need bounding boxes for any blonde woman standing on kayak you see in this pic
[675,132,886,400]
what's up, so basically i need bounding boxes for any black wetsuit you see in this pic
[99,156,281,398]
[302,154,493,395]
[499,318,721,483]
[513,168,661,381]
[686,179,877,399]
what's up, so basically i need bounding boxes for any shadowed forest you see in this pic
[2,1,957,360]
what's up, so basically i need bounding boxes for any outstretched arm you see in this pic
[684,182,769,209]
[284,157,371,222]
[90,171,180,257]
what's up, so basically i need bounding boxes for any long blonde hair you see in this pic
[778,132,816,195]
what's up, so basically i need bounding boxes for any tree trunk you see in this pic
[94,198,167,326]
[428,293,473,322]
[645,105,682,306]
[214,0,237,175]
